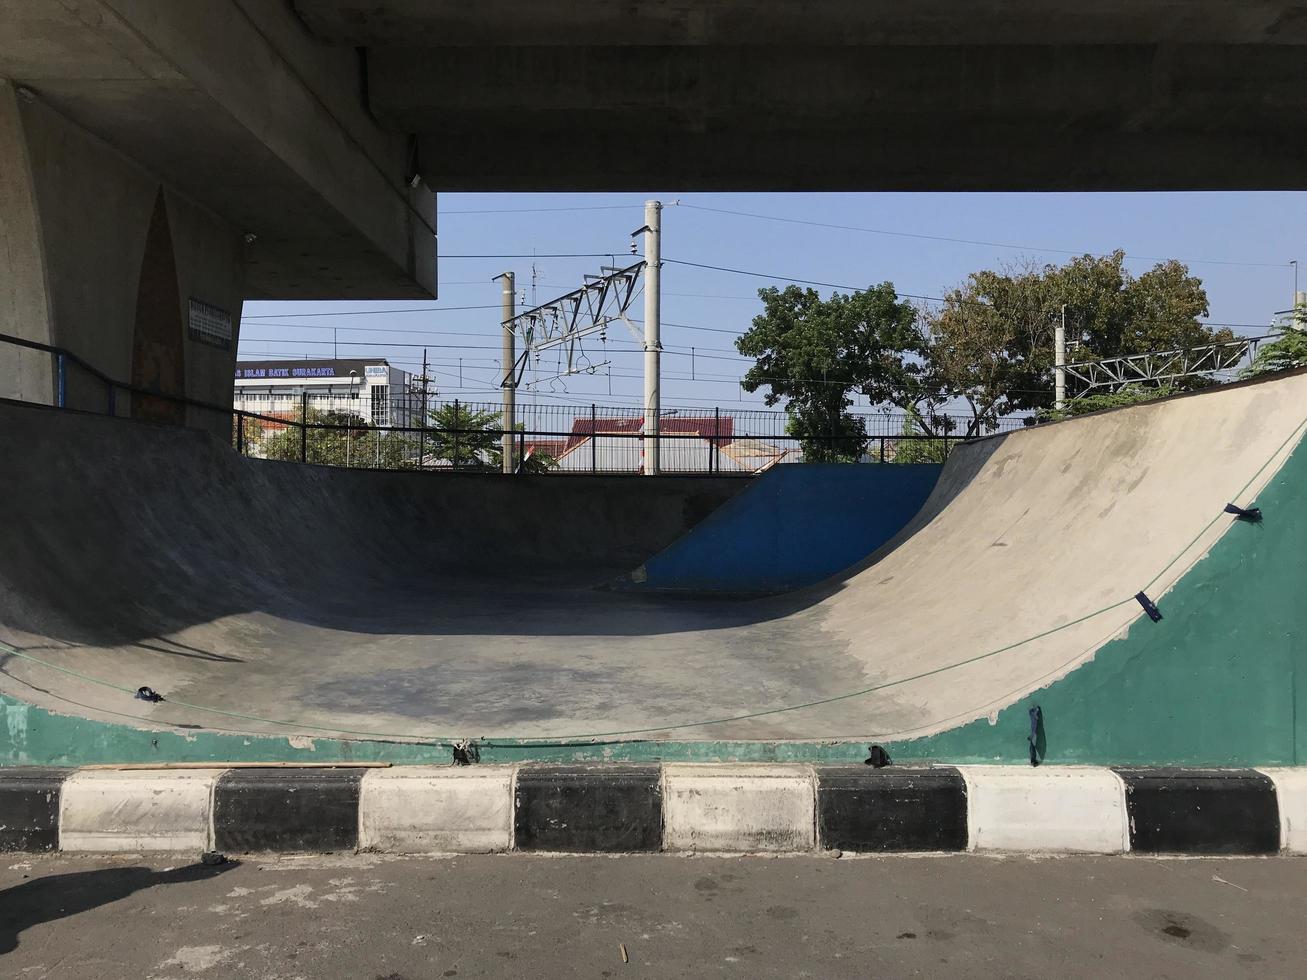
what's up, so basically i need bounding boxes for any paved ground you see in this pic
[1,853,1303,978]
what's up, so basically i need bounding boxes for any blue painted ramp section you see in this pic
[615,464,942,595]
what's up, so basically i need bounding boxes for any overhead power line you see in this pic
[662,257,912,297]
[441,253,631,259]
[679,202,1292,270]
[244,322,509,337]
[244,305,499,320]
[241,338,501,351]
[660,258,1274,332]
[442,204,640,215]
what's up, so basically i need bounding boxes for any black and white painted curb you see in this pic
[2,765,1304,856]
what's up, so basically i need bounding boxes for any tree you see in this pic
[1241,330,1307,379]
[735,283,936,462]
[892,407,952,463]
[261,408,410,467]
[252,403,560,473]
[927,251,1230,431]
[516,441,559,474]
[1034,384,1179,423]
[425,403,504,469]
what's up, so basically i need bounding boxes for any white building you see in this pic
[233,358,418,427]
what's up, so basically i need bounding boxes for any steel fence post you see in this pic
[713,406,721,473]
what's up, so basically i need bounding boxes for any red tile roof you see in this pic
[564,416,734,452]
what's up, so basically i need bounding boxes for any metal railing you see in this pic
[4,332,985,475]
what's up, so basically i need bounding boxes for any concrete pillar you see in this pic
[0,83,244,436]
[0,82,53,404]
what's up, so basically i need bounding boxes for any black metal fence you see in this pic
[3,332,1020,475]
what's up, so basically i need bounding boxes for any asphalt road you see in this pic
[1,853,1303,979]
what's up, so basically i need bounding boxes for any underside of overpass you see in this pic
[1,1,1305,412]
[297,0,1307,192]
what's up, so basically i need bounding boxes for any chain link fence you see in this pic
[234,390,1025,474]
[2,332,1025,477]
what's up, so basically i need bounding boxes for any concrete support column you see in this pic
[0,84,245,436]
[0,81,53,404]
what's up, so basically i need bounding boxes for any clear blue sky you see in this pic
[242,192,1305,415]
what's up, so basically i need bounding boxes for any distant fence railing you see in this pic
[2,332,1010,475]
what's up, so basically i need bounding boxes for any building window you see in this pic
[188,299,232,349]
[371,385,389,426]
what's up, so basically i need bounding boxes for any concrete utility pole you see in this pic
[1291,261,1302,330]
[496,271,516,474]
[1054,304,1067,410]
[643,199,662,475]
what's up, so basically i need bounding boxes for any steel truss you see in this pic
[1064,336,1269,397]
[500,261,645,388]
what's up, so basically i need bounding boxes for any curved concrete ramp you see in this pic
[612,463,942,595]
[2,371,1306,766]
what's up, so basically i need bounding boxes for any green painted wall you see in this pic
[883,435,1307,767]
[2,439,1303,768]
[0,694,878,766]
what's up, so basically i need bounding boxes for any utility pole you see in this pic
[420,347,431,422]
[1054,304,1067,410]
[1293,259,1303,330]
[642,199,662,475]
[496,271,516,474]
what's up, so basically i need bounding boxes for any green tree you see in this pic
[892,407,952,463]
[516,443,559,474]
[928,251,1230,429]
[425,403,504,469]
[260,409,418,468]
[1035,384,1179,423]
[735,284,937,462]
[1241,330,1307,379]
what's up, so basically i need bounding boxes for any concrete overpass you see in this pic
[298,0,1307,193]
[2,1,1305,413]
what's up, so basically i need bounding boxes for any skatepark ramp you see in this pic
[2,368,1306,767]
[611,463,942,595]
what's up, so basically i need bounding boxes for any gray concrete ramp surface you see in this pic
[1,371,1305,750]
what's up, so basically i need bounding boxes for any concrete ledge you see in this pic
[0,767,70,852]
[359,766,513,853]
[59,769,222,852]
[1258,768,1307,854]
[514,765,662,853]
[663,764,815,852]
[960,767,1128,854]
[214,768,366,853]
[1,765,1303,855]
[1116,768,1280,855]
[816,767,967,852]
